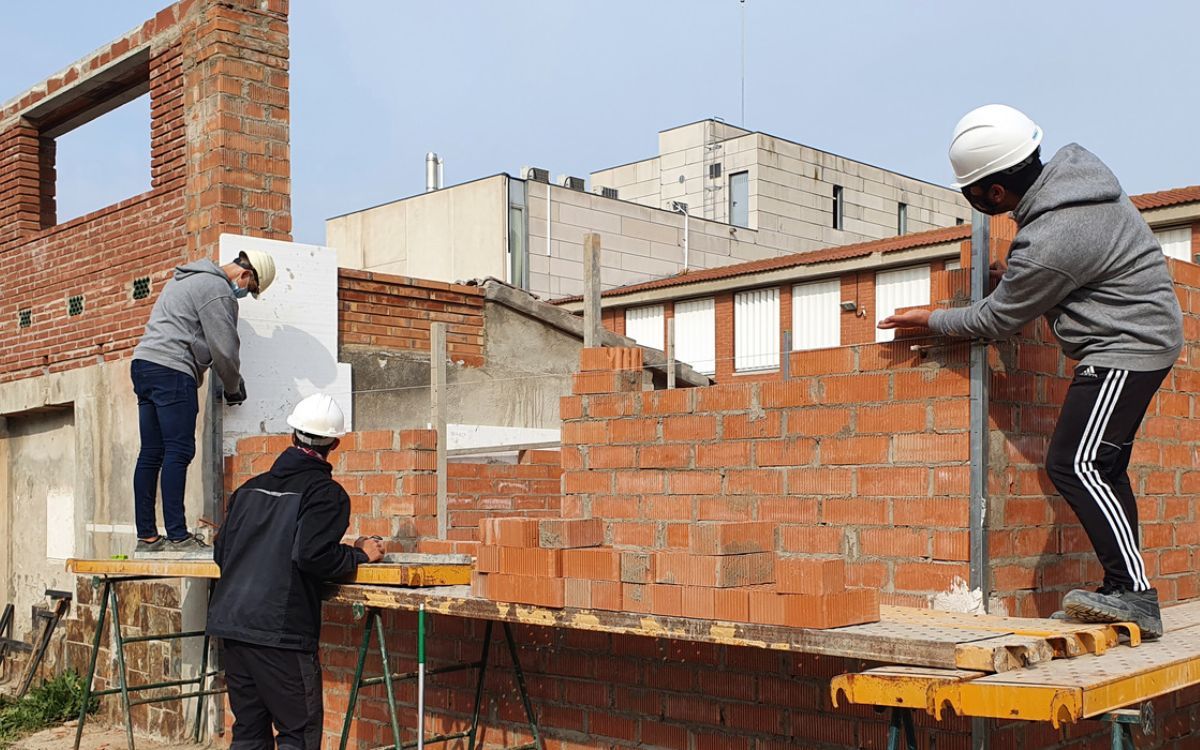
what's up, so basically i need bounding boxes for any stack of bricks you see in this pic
[470,517,878,629]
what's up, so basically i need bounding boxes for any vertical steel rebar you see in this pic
[73,579,110,750]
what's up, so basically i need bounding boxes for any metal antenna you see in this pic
[740,0,746,126]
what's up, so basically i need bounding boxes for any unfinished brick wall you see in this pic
[560,341,972,608]
[226,433,562,553]
[338,269,485,366]
[0,0,290,382]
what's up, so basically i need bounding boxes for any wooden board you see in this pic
[65,558,470,587]
[881,605,1135,656]
[324,585,1050,673]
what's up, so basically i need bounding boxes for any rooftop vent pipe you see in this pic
[425,152,444,192]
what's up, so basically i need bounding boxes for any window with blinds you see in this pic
[625,304,665,351]
[875,265,931,343]
[673,298,716,374]
[734,288,780,371]
[1155,226,1193,263]
[791,279,841,350]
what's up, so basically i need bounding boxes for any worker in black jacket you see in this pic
[207,393,384,750]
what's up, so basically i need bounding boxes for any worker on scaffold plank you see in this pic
[207,394,385,749]
[130,248,278,556]
[880,105,1183,640]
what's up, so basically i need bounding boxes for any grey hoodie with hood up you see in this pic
[133,259,242,392]
[929,144,1183,372]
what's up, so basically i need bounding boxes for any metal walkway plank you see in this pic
[66,558,471,586]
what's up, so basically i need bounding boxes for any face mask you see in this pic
[231,280,250,299]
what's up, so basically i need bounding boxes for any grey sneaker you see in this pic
[1049,610,1071,621]
[1063,586,1163,640]
[166,533,212,558]
[134,537,166,555]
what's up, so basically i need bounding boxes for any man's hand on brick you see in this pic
[354,536,385,563]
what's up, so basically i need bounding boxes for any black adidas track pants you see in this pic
[1045,365,1171,593]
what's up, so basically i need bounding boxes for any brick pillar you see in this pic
[180,0,291,260]
[0,121,45,243]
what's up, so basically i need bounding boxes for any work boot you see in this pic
[1048,610,1071,621]
[1062,586,1163,640]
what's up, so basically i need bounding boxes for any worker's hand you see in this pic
[225,378,247,406]
[877,309,932,330]
[354,536,385,563]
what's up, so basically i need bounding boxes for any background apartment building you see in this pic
[327,120,972,300]
[554,187,1200,382]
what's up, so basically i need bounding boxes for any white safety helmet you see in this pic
[286,394,346,445]
[948,104,1043,189]
[238,249,277,298]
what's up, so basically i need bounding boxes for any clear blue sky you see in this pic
[3,1,1197,244]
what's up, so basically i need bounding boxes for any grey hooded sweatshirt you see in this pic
[133,259,242,392]
[930,144,1183,371]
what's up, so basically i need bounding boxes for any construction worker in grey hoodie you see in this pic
[879,105,1183,639]
[130,249,277,556]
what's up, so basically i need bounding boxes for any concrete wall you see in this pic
[0,359,217,640]
[345,301,581,431]
[591,120,970,247]
[328,175,508,282]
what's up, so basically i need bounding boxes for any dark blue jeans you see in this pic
[132,359,198,541]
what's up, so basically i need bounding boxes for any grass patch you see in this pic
[0,671,95,748]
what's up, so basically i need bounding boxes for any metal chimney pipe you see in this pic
[425,152,439,192]
[436,155,444,189]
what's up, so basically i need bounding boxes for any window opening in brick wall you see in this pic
[18,309,32,329]
[832,185,844,230]
[68,296,84,317]
[897,202,908,235]
[1155,226,1193,263]
[792,279,841,350]
[53,93,151,225]
[132,277,151,300]
[956,217,965,226]
[944,258,962,271]
[734,287,780,371]
[729,171,749,228]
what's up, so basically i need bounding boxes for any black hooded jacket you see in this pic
[207,447,367,651]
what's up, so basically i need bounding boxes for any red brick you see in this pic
[696,442,751,468]
[573,370,641,395]
[588,393,638,418]
[562,548,621,581]
[755,439,815,467]
[775,558,845,595]
[622,582,651,613]
[639,444,693,468]
[481,518,540,547]
[539,518,603,549]
[892,498,968,527]
[619,552,657,584]
[787,467,853,495]
[894,562,970,593]
[564,577,592,609]
[858,528,928,558]
[476,545,501,573]
[725,469,784,495]
[663,415,717,441]
[580,346,643,372]
[486,573,565,608]
[689,522,776,556]
[397,429,435,449]
[857,467,928,496]
[713,588,750,622]
[654,552,775,588]
[893,433,969,463]
[590,580,623,611]
[748,588,879,629]
[820,436,889,465]
[696,384,754,411]
[679,586,717,620]
[723,412,782,439]
[857,403,927,434]
[562,470,612,494]
[821,374,889,404]
[779,526,844,555]
[668,471,723,495]
[760,380,814,408]
[609,418,658,443]
[649,584,685,617]
[498,547,563,577]
[589,445,636,469]
[790,346,855,375]
[643,388,694,415]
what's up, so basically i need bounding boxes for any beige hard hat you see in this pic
[238,249,277,298]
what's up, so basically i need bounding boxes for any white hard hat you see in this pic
[948,104,1043,189]
[286,394,346,443]
[238,249,277,298]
